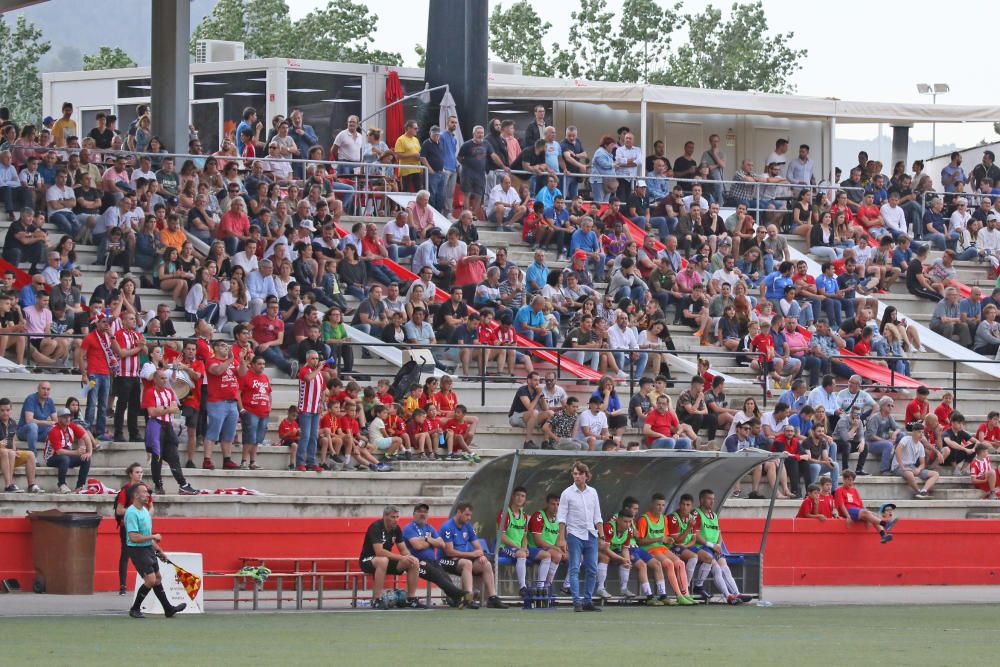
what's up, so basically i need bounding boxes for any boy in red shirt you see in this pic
[276,406,300,471]
[237,355,271,470]
[405,408,432,458]
[834,470,893,543]
[904,386,931,426]
[318,403,345,471]
[375,379,394,406]
[851,328,874,358]
[338,401,384,471]
[747,320,782,390]
[384,403,411,453]
[975,411,1000,452]
[934,392,954,430]
[818,477,839,519]
[443,404,481,463]
[970,443,999,498]
[795,484,829,520]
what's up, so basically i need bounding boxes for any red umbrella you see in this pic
[384,70,405,147]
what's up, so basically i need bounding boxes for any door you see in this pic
[78,106,112,141]
[190,99,222,155]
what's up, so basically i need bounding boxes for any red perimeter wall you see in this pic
[3,516,1000,591]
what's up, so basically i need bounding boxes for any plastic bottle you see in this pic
[354,599,370,608]
[757,599,773,608]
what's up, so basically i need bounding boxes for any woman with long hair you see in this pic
[220,275,250,329]
[879,305,923,352]
[809,211,843,261]
[156,247,191,305]
[323,307,354,375]
[592,374,628,440]
[183,266,218,324]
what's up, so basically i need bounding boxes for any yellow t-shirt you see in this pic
[394,135,422,177]
[51,119,78,147]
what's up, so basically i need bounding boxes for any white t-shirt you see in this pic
[333,129,365,163]
[576,410,608,439]
[542,384,568,409]
[880,203,906,233]
[232,251,259,274]
[368,416,386,439]
[46,184,74,207]
[760,411,789,438]
[131,168,157,184]
[384,221,411,245]
[488,183,520,209]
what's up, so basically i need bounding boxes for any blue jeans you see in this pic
[869,438,899,473]
[651,436,693,450]
[955,246,979,261]
[630,215,670,241]
[332,181,355,212]
[809,461,840,487]
[566,532,598,604]
[50,210,81,237]
[613,351,648,379]
[614,284,646,305]
[590,180,608,203]
[17,422,51,455]
[386,244,416,262]
[205,400,238,442]
[563,174,580,200]
[242,412,269,445]
[518,328,553,349]
[925,231,958,251]
[260,345,292,374]
[222,236,240,256]
[47,454,90,488]
[84,373,112,437]
[428,171,446,211]
[297,411,320,466]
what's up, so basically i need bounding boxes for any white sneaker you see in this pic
[595,587,611,599]
[615,370,627,379]
[28,484,42,493]
[58,483,72,494]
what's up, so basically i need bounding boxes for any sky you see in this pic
[286,0,999,154]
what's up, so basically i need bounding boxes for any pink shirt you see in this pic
[25,305,51,337]
[783,330,809,355]
[407,201,435,234]
[217,211,250,240]
[675,268,700,292]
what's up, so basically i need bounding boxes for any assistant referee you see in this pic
[125,484,187,619]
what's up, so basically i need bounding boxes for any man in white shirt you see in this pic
[232,239,260,274]
[765,138,790,178]
[383,210,416,261]
[487,173,525,231]
[263,143,294,183]
[331,115,364,174]
[556,461,603,612]
[46,169,81,237]
[614,131,641,200]
[980,215,1000,269]
[575,397,610,451]
[681,183,710,212]
[878,191,907,240]
[607,309,647,379]
[436,227,467,267]
[760,401,791,443]
[130,156,157,185]
[0,150,20,215]
[786,144,815,187]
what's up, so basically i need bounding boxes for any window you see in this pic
[286,71,363,154]
[194,71,267,149]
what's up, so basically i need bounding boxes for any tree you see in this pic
[652,1,807,93]
[82,46,137,71]
[0,16,50,125]
[191,0,401,65]
[550,0,679,83]
[488,1,557,77]
[414,44,426,69]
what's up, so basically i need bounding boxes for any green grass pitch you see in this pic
[4,604,990,665]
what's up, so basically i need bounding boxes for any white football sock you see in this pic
[536,558,550,587]
[597,562,608,590]
[515,557,527,587]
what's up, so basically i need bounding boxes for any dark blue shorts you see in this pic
[528,546,547,560]
[847,507,862,521]
[498,546,522,564]
[671,544,697,555]
[628,546,653,564]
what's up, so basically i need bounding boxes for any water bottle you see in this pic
[757,599,773,608]
[354,599,370,608]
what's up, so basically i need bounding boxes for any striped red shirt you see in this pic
[971,457,994,481]
[114,328,144,377]
[141,385,177,423]
[109,317,124,335]
[297,364,325,413]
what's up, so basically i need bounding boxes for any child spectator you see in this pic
[818,477,839,518]
[934,392,954,429]
[904,386,931,427]
[318,403,345,470]
[424,404,447,458]
[834,470,893,543]
[970,443,999,499]
[369,404,404,460]
[748,319,782,391]
[405,408,432,459]
[443,404,480,462]
[375,379,394,405]
[975,411,1000,452]
[941,411,978,476]
[385,403,411,454]
[341,401,387,472]
[403,384,422,419]
[276,406,301,471]
[795,484,829,520]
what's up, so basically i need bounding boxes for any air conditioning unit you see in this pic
[489,61,523,76]
[195,40,245,64]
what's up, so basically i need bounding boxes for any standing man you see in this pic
[331,115,364,174]
[614,131,641,201]
[142,369,198,496]
[457,125,494,216]
[79,312,118,443]
[124,484,187,619]
[420,125,446,211]
[394,120,423,193]
[701,133,727,205]
[556,461,603,612]
[112,312,146,443]
[204,340,241,471]
[296,350,325,472]
[440,115,460,219]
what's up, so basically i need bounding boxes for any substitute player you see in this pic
[667,493,711,601]
[834,470,893,543]
[125,484,187,619]
[635,493,694,605]
[497,486,552,597]
[693,489,751,605]
[599,509,665,606]
[527,493,565,593]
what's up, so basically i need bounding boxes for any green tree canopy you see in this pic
[652,1,807,93]
[82,46,137,71]
[488,0,556,77]
[191,0,401,65]
[0,16,50,125]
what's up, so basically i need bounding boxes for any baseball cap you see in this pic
[298,219,316,232]
[573,249,588,260]
[635,179,646,188]
[879,503,897,514]
[42,116,54,125]
[57,407,71,417]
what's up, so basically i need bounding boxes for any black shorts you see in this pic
[437,558,464,575]
[128,546,159,577]
[29,338,41,350]
[181,405,199,429]
[359,555,403,576]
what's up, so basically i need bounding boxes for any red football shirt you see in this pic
[238,369,271,418]
[80,330,115,376]
[644,408,678,445]
[834,486,864,511]
[278,418,300,443]
[904,399,929,425]
[206,355,240,402]
[250,314,284,346]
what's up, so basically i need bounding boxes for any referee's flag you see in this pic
[168,560,202,600]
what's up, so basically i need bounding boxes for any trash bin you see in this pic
[27,509,102,594]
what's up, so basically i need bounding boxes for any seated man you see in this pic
[401,503,476,608]
[439,502,508,609]
[635,493,694,605]
[834,470,894,543]
[497,486,552,598]
[598,508,665,606]
[0,397,40,493]
[507,372,553,451]
[891,422,939,499]
[45,407,92,494]
[358,505,429,610]
[692,489,752,604]
[667,493,714,600]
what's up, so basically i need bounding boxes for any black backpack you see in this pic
[388,360,421,402]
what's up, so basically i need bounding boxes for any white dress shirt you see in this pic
[607,323,640,351]
[557,482,602,540]
[879,203,906,234]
